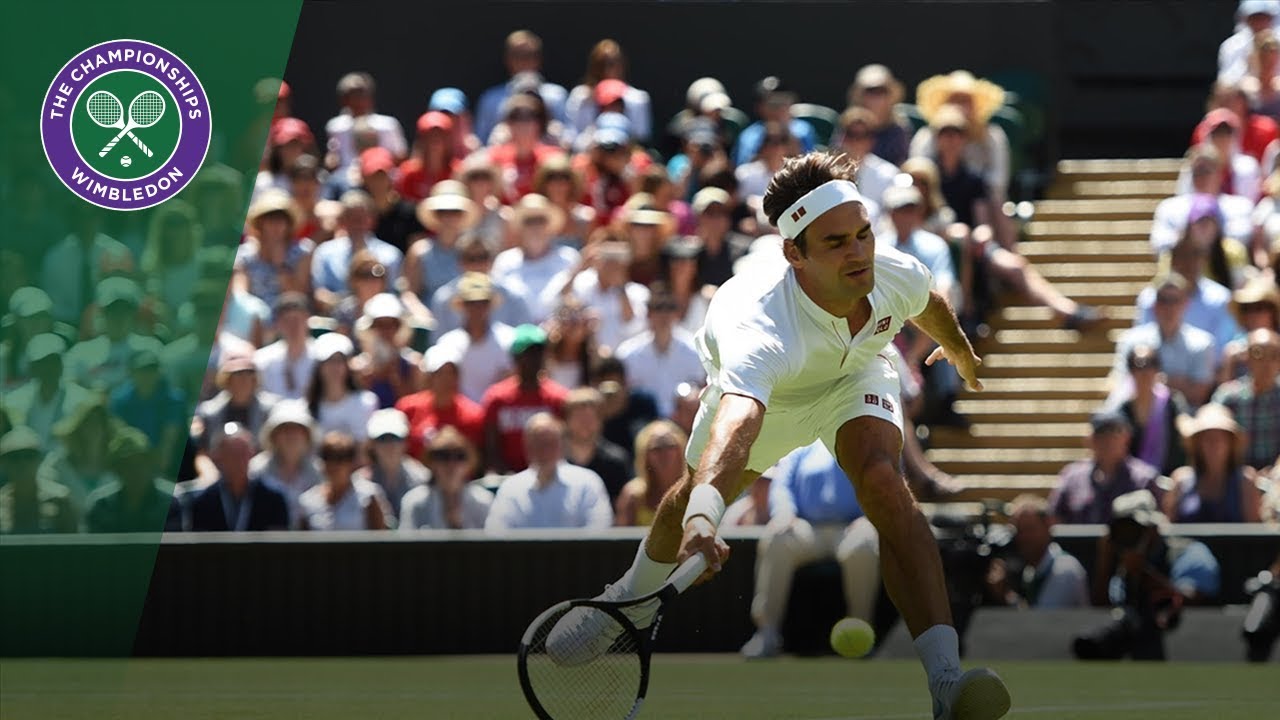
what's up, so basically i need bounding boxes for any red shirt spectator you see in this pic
[488,94,565,203]
[394,347,484,460]
[397,111,461,203]
[1191,107,1278,164]
[481,325,568,472]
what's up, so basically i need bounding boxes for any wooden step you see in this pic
[995,306,1135,323]
[961,377,1107,395]
[1018,239,1153,263]
[1023,219,1153,242]
[948,476,1060,501]
[1031,198,1160,221]
[928,449,1082,476]
[977,352,1114,378]
[1031,262,1157,282]
[1009,281,1145,305]
[976,329,1116,354]
[1052,179,1176,199]
[1054,158,1182,181]
[951,398,1100,423]
[932,422,1092,443]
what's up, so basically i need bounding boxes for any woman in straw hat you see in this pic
[847,63,912,166]
[232,188,314,310]
[1164,403,1263,523]
[909,70,1011,203]
[403,179,481,306]
[1218,271,1280,382]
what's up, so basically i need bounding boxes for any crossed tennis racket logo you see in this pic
[86,89,165,158]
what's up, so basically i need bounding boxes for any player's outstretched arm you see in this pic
[678,393,765,576]
[909,289,984,392]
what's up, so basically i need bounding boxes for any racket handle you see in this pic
[667,554,709,594]
[100,132,125,157]
[129,132,154,158]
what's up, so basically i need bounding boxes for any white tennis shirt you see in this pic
[695,244,933,410]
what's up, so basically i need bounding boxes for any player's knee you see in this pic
[849,456,912,520]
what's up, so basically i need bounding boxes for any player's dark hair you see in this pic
[763,152,860,254]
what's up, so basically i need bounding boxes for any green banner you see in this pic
[0,0,302,676]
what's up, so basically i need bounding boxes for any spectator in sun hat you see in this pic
[433,272,517,404]
[395,344,486,461]
[195,349,280,453]
[566,39,653,146]
[2,286,73,386]
[733,76,817,167]
[1113,272,1219,409]
[403,180,480,306]
[535,154,596,246]
[399,425,492,530]
[0,427,77,534]
[351,292,423,408]
[358,146,422,252]
[475,30,568,143]
[1163,403,1264,523]
[233,188,314,311]
[1112,344,1191,477]
[109,338,186,467]
[487,93,566,203]
[492,194,579,323]
[1220,1,1280,83]
[848,63,912,166]
[1049,410,1162,525]
[255,292,315,400]
[324,71,408,174]
[910,69,1011,202]
[428,87,482,157]
[1212,328,1280,469]
[396,111,461,204]
[690,186,752,288]
[352,408,428,521]
[63,277,149,393]
[306,332,378,442]
[2,333,93,448]
[1178,110,1262,200]
[311,190,403,312]
[481,324,568,473]
[1217,272,1280,381]
[84,426,183,533]
[616,193,673,286]
[429,232,532,335]
[249,399,322,528]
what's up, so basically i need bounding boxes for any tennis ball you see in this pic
[830,617,875,658]
[120,155,133,168]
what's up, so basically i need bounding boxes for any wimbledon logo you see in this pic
[41,39,211,211]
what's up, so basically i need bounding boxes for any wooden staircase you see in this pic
[927,158,1182,501]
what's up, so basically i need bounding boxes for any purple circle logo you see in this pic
[41,39,211,211]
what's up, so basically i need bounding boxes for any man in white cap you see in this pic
[551,152,1009,719]
[355,408,429,520]
[1220,1,1280,83]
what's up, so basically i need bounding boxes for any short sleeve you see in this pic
[897,253,933,318]
[710,321,791,407]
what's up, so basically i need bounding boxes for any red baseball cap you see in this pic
[594,79,628,107]
[416,110,454,134]
[270,117,313,146]
[1203,108,1242,131]
[360,146,396,177]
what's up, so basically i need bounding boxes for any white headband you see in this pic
[776,179,865,239]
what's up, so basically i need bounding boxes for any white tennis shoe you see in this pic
[931,667,1012,720]
[544,583,659,667]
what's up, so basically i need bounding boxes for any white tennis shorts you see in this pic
[684,353,904,474]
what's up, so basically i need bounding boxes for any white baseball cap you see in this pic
[367,408,410,440]
[313,332,355,360]
[362,292,404,321]
[422,343,463,373]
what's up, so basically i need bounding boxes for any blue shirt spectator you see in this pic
[768,441,862,525]
[1135,275,1239,356]
[734,119,816,167]
[474,31,567,143]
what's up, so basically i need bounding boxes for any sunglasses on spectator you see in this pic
[429,447,468,462]
[763,135,788,145]
[355,265,386,280]
[1249,346,1280,360]
[1155,292,1184,304]
[322,452,356,463]
[1238,302,1271,314]
[938,125,965,135]
[522,216,550,227]
[598,142,626,153]
[843,128,871,140]
[862,85,890,95]
[650,302,679,313]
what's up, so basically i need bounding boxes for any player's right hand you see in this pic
[677,516,730,586]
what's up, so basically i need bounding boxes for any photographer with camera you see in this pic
[1074,489,1221,660]
[984,495,1089,609]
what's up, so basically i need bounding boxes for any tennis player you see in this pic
[554,152,1010,719]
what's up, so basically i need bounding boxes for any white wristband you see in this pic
[682,484,726,529]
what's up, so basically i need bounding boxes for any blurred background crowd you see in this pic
[1,2,1278,660]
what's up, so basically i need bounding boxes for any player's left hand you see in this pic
[677,516,731,586]
[925,345,984,392]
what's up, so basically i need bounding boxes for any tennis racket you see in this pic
[96,90,165,158]
[517,554,708,720]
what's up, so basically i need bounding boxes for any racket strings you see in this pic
[130,92,165,126]
[525,604,653,719]
[87,92,123,126]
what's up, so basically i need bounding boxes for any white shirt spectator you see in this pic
[616,329,706,417]
[492,245,581,323]
[434,323,516,403]
[399,482,494,530]
[40,233,133,324]
[735,161,778,204]
[1150,193,1255,252]
[545,269,649,353]
[484,462,613,530]
[324,112,408,172]
[298,477,393,531]
[254,339,315,401]
[855,152,900,208]
[316,390,379,441]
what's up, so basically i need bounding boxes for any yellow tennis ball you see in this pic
[830,617,875,658]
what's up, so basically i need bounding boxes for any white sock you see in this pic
[913,624,962,691]
[617,539,676,596]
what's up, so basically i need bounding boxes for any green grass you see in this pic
[1,656,1274,719]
